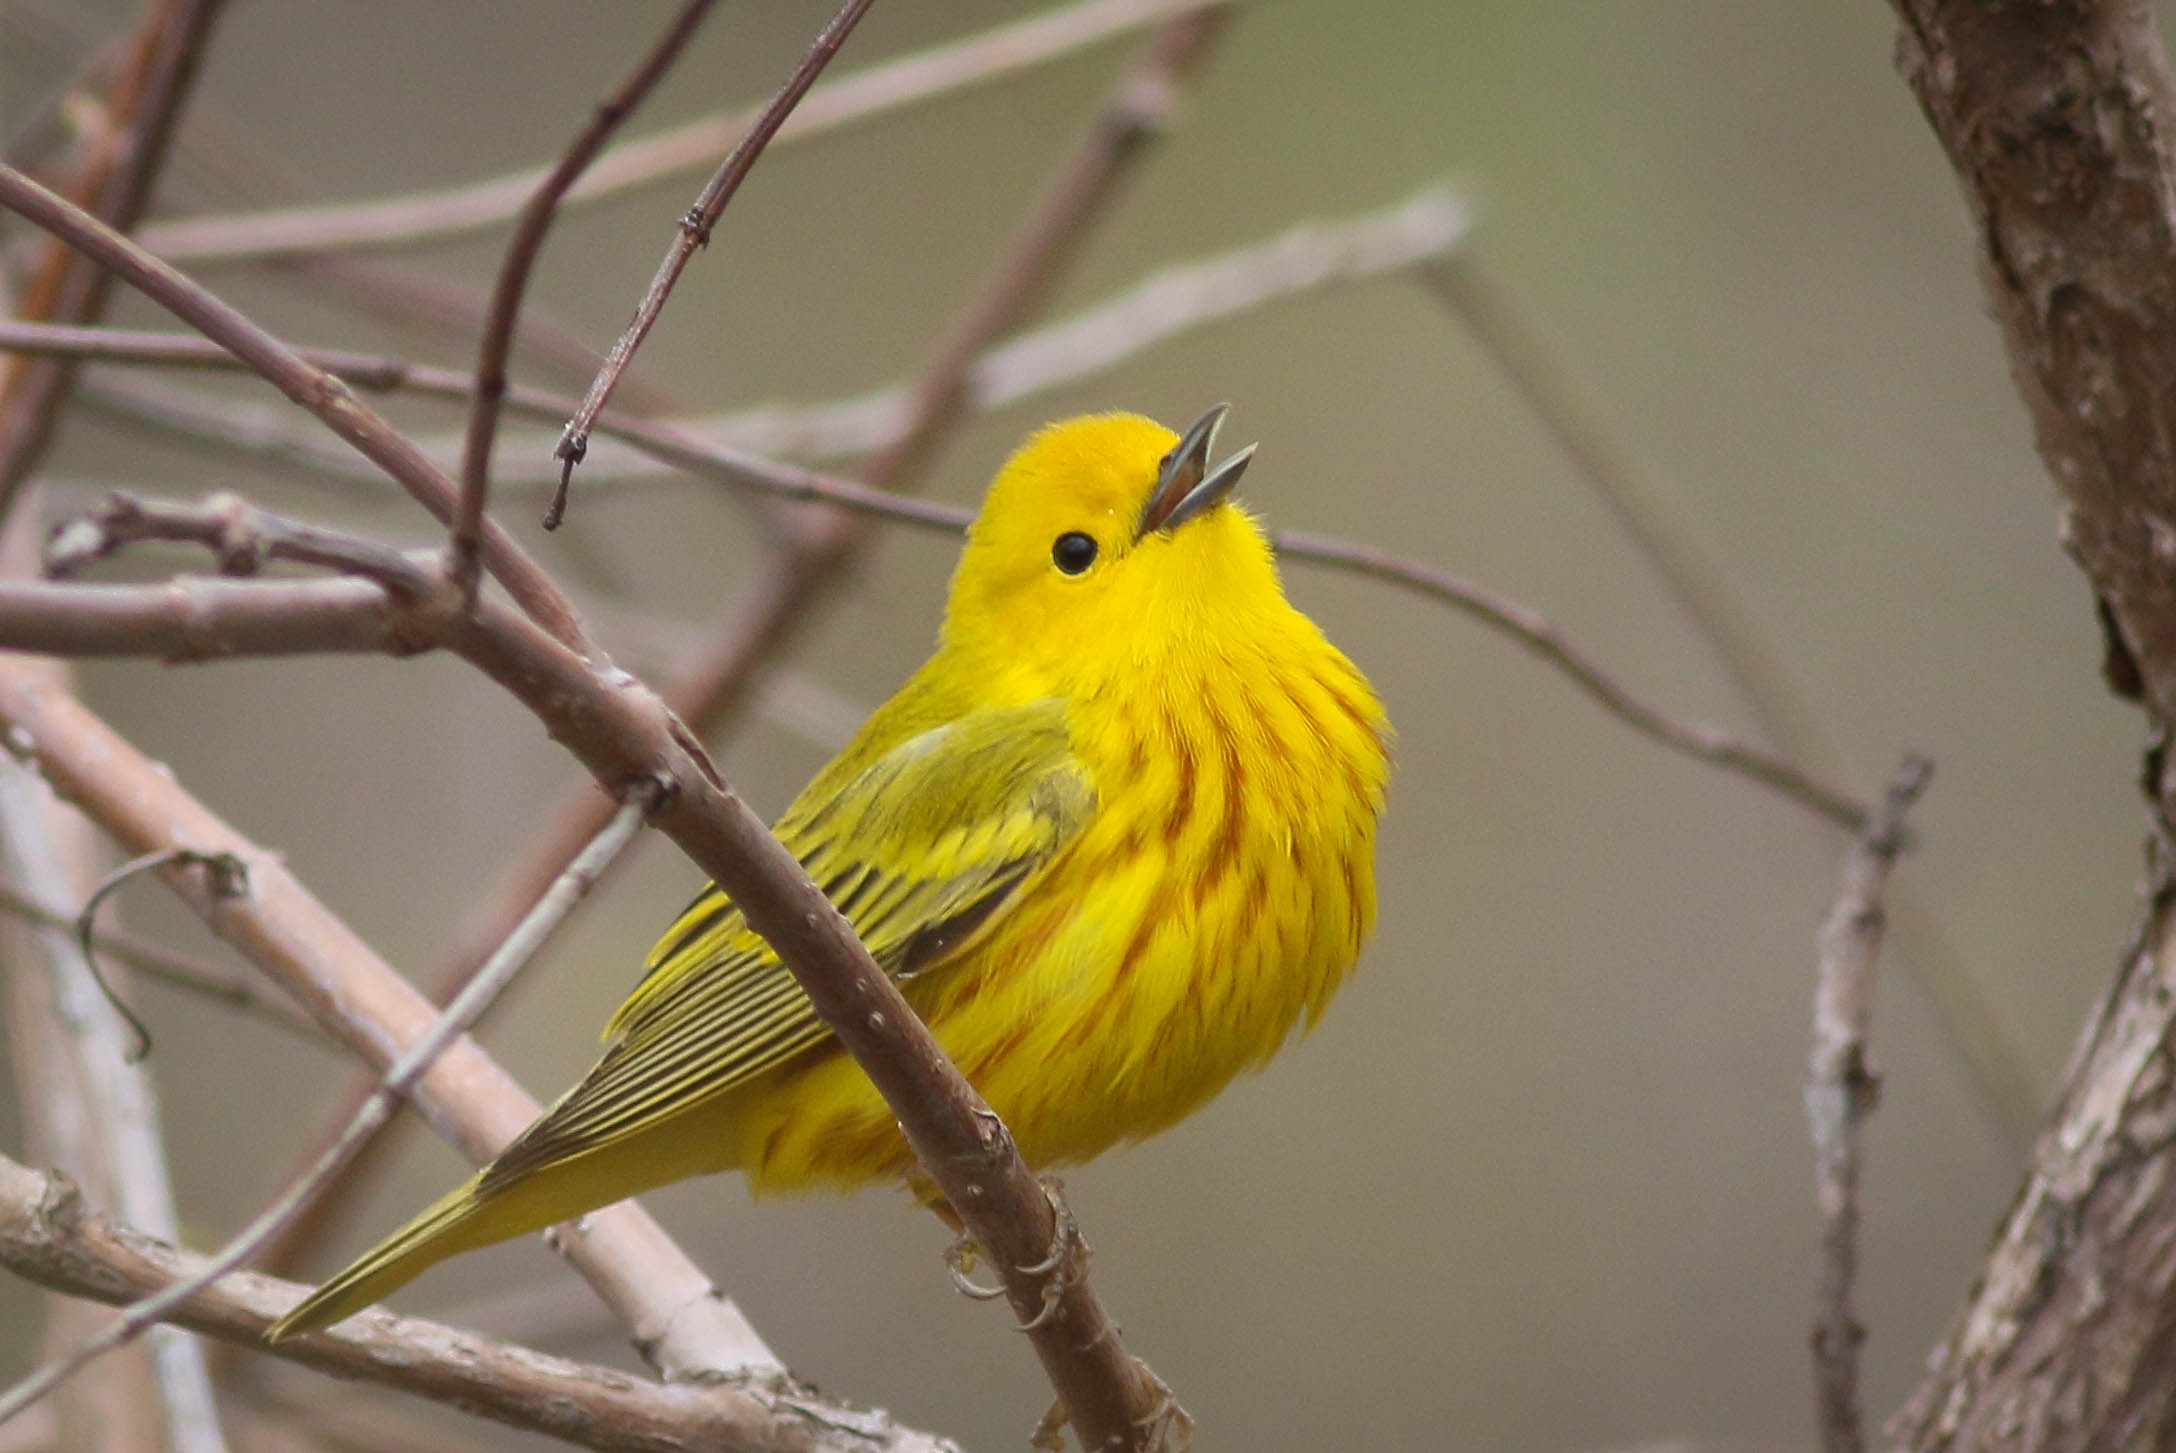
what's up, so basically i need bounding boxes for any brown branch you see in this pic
[1883,3,2176,1448]
[1273,529,1870,830]
[1804,756,1931,1453]
[451,0,718,599]
[133,0,1215,265]
[0,0,226,511]
[549,0,880,513]
[0,1155,948,1453]
[0,163,592,653]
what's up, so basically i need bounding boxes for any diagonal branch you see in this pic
[134,0,1217,266]
[0,162,592,653]
[0,785,658,1429]
[0,0,226,511]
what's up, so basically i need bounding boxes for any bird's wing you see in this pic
[477,697,1091,1193]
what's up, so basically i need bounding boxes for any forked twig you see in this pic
[549,0,881,518]
[451,0,718,601]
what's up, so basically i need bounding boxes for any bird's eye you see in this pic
[1051,531,1099,575]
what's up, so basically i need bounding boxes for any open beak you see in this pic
[1135,402,1257,541]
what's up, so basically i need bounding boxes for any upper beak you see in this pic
[1135,402,1257,541]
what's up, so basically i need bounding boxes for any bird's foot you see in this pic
[1015,1175,1089,1331]
[1133,1359,1194,1452]
[943,1234,1008,1302]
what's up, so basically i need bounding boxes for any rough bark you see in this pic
[1884,2,2176,1447]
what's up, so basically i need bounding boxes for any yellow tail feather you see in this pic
[265,1115,735,1343]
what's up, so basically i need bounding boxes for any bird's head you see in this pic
[941,406,1283,694]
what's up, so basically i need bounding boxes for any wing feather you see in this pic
[478,698,1089,1194]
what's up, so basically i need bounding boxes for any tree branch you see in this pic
[0,162,592,653]
[132,0,1219,266]
[1883,1,2176,1445]
[0,1154,952,1453]
[0,0,226,511]
[1804,756,1931,1453]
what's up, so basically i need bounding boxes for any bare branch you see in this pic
[1803,755,1931,1453]
[133,0,1219,266]
[0,785,657,1427]
[549,0,881,512]
[0,1155,954,1453]
[0,0,227,511]
[0,163,592,652]
[1272,530,1870,830]
[452,0,718,600]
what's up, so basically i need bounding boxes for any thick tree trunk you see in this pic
[1885,2,2176,1448]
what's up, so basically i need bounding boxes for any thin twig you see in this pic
[68,846,249,1060]
[0,784,659,1429]
[1806,754,1931,1453]
[134,0,1217,266]
[0,162,593,653]
[0,0,227,513]
[0,1154,952,1453]
[549,0,881,517]
[0,879,327,1046]
[451,0,717,602]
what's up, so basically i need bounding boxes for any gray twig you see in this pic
[1805,754,1933,1453]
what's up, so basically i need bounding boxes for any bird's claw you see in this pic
[1015,1175,1087,1331]
[1134,1359,1195,1452]
[944,1234,1007,1301]
[944,1177,1091,1330]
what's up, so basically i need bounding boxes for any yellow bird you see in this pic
[268,406,1390,1342]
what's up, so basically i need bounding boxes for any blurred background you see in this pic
[0,2,2150,1449]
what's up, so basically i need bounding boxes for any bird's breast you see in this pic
[927,636,1389,1167]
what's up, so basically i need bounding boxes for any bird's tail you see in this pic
[265,1171,505,1342]
[264,1119,724,1343]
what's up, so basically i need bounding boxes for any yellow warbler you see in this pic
[267,406,1389,1342]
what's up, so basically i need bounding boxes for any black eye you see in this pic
[1051,531,1098,575]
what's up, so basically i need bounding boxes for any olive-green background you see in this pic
[0,3,2144,1449]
